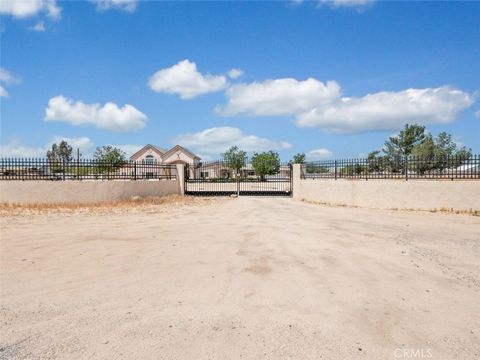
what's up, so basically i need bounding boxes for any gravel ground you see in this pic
[1,197,479,360]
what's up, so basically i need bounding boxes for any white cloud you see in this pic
[0,142,46,158]
[90,0,138,12]
[318,0,375,9]
[0,0,61,19]
[0,68,20,84]
[0,68,20,98]
[218,78,341,116]
[217,71,473,133]
[475,110,480,119]
[0,137,145,159]
[0,136,94,158]
[306,148,333,160]
[44,95,148,133]
[228,68,244,79]
[0,69,14,83]
[29,21,46,32]
[51,136,95,157]
[173,127,292,155]
[114,144,143,157]
[195,153,213,161]
[296,86,474,133]
[148,59,227,99]
[0,85,8,98]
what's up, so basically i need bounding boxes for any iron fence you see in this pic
[0,158,178,181]
[185,159,292,196]
[302,154,480,180]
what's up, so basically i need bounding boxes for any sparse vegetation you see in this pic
[367,124,472,174]
[290,153,306,164]
[251,151,280,181]
[222,146,246,177]
[46,140,73,173]
[93,145,127,175]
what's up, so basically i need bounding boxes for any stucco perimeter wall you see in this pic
[294,179,480,212]
[0,180,180,205]
[292,164,480,212]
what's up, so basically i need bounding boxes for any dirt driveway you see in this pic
[1,197,479,359]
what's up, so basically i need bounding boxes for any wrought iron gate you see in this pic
[185,160,292,196]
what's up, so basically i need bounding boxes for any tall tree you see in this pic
[411,132,472,173]
[46,140,73,163]
[223,146,246,176]
[382,124,427,173]
[368,125,473,174]
[366,150,386,173]
[93,146,127,174]
[290,152,306,164]
[432,132,471,160]
[251,151,280,181]
[383,124,427,157]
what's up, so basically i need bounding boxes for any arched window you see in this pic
[145,155,155,164]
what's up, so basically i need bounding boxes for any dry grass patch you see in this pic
[0,195,218,217]
[300,198,479,216]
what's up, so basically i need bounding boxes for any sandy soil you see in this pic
[1,197,479,360]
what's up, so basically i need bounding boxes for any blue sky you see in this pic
[1,0,479,160]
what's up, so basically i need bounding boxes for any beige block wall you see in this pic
[0,180,180,205]
[293,178,480,212]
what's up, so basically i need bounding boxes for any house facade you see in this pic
[130,144,200,165]
[119,144,200,179]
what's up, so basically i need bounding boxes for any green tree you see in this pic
[340,164,365,177]
[46,140,73,173]
[410,135,436,174]
[411,132,472,173]
[251,151,280,181]
[93,146,127,175]
[46,140,73,163]
[435,132,457,157]
[383,124,427,173]
[290,152,306,164]
[305,164,329,174]
[367,150,386,173]
[433,132,471,162]
[222,146,246,177]
[384,124,427,157]
[369,125,473,175]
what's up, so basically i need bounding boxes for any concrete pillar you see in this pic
[292,164,302,199]
[176,163,185,195]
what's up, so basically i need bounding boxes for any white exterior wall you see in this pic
[134,148,164,164]
[0,180,180,205]
[292,165,480,212]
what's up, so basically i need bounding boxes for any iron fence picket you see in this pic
[302,154,479,180]
[0,158,178,181]
[3,155,478,185]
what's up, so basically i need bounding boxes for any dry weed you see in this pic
[300,199,479,216]
[0,195,217,217]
